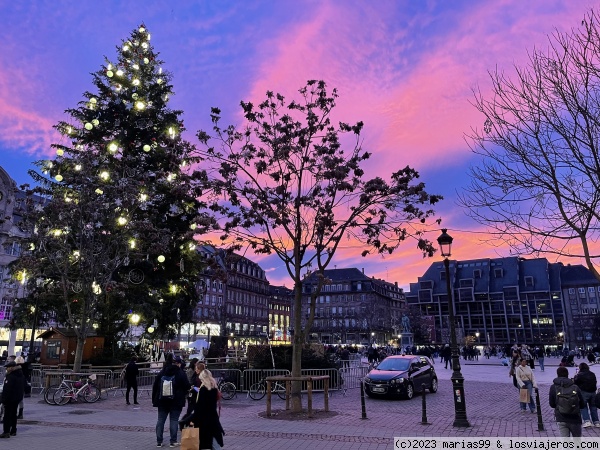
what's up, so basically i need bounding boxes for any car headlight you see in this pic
[390,378,404,385]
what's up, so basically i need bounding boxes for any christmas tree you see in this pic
[13,25,210,369]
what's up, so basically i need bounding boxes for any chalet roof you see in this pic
[36,327,100,339]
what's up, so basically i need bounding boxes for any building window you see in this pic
[524,276,534,287]
[569,288,575,295]
[474,269,482,279]
[440,271,446,281]
[588,287,596,296]
[459,279,474,288]
[494,268,503,278]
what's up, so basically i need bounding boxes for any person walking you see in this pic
[152,353,191,448]
[125,356,139,405]
[574,362,599,428]
[441,344,451,369]
[549,366,585,438]
[190,369,224,450]
[515,358,537,413]
[537,345,545,372]
[0,361,26,438]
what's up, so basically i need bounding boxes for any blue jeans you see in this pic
[580,390,599,423]
[538,357,544,371]
[520,381,535,412]
[156,405,182,445]
[557,421,582,438]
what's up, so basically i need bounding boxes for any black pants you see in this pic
[126,380,138,403]
[2,402,18,434]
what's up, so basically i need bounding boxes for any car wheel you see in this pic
[429,378,438,393]
[404,383,414,400]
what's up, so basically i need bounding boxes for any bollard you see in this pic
[420,383,430,425]
[534,387,544,431]
[360,379,367,419]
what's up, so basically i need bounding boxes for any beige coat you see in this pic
[515,364,537,388]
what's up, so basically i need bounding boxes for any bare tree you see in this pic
[460,9,600,280]
[198,80,441,411]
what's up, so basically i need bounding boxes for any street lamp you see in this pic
[371,332,375,344]
[475,332,480,344]
[437,228,470,428]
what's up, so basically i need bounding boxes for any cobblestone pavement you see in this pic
[6,358,600,449]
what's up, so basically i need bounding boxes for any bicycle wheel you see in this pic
[44,384,61,405]
[219,382,236,400]
[248,382,266,400]
[83,385,101,403]
[274,382,287,400]
[53,388,72,405]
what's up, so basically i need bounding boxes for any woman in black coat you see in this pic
[1,361,26,438]
[191,369,224,449]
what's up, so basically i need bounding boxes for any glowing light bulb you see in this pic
[75,164,82,171]
[132,79,140,86]
[92,119,99,126]
[157,78,163,85]
[167,173,175,182]
[157,255,165,263]
[100,171,109,180]
[143,144,151,152]
[55,174,63,182]
[56,149,64,156]
[73,250,80,258]
[107,70,113,77]
[90,97,97,105]
[132,64,139,70]
[141,42,148,49]
[159,67,162,74]
[66,126,73,134]
[95,188,103,194]
[143,58,149,64]
[135,101,145,110]
[129,239,136,249]
[117,217,127,226]
[170,284,177,294]
[108,142,118,153]
[116,69,124,76]
[123,44,129,51]
[85,123,93,130]
[139,193,148,202]
[190,223,197,230]
[147,33,151,40]
[188,243,196,250]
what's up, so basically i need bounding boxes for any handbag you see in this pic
[519,387,530,403]
[181,426,199,450]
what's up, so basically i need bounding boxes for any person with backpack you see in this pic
[549,366,586,438]
[152,353,191,447]
[574,362,599,428]
[515,358,537,413]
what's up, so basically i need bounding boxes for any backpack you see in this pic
[555,383,579,415]
[159,375,175,400]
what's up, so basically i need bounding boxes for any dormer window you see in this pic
[524,276,534,287]
[494,268,503,278]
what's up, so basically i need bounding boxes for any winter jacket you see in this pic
[1,364,26,404]
[124,360,139,383]
[151,363,191,409]
[549,377,585,424]
[574,369,597,393]
[515,364,537,388]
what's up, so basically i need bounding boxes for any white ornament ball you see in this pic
[92,119,99,126]
[85,123,93,130]
[56,149,64,156]
[107,70,113,77]
[157,255,166,263]
[144,58,149,64]
[143,144,151,152]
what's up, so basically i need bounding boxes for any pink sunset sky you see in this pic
[0,0,595,290]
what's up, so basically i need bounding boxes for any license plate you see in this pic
[373,387,385,393]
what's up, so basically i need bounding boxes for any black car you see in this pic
[363,355,438,399]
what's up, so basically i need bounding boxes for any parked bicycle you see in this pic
[52,374,101,405]
[248,372,287,400]
[217,371,237,400]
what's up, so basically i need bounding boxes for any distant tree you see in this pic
[461,9,600,281]
[10,25,210,369]
[198,80,441,411]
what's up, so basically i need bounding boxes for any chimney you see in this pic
[362,268,364,274]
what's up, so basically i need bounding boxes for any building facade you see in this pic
[298,268,405,345]
[560,264,600,349]
[405,256,594,347]
[0,167,28,339]
[196,246,271,346]
[269,285,293,344]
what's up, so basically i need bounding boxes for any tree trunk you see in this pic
[290,282,304,412]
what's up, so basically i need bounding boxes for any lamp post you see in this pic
[437,228,470,428]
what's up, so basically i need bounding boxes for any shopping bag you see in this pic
[181,426,199,450]
[519,387,530,403]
